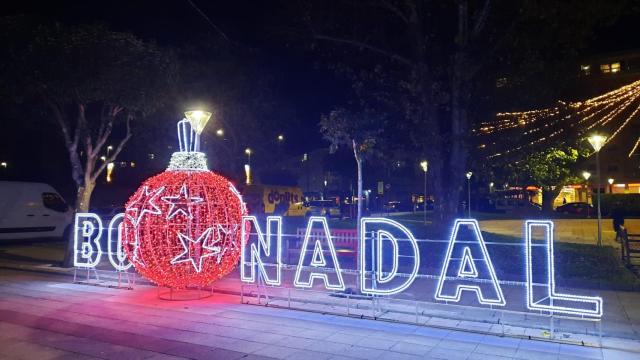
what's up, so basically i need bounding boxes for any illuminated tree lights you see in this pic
[123,170,247,289]
[478,79,640,159]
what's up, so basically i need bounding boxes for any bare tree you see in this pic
[320,108,384,233]
[2,22,176,212]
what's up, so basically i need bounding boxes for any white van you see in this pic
[0,181,73,240]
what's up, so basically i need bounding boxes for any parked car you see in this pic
[383,201,413,212]
[555,202,593,216]
[0,181,73,240]
[304,200,342,218]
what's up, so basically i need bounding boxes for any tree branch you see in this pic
[91,113,133,182]
[42,93,84,186]
[374,0,410,23]
[314,34,413,67]
[92,104,122,158]
[472,0,491,37]
[185,0,231,42]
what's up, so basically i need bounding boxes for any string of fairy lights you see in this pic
[477,79,640,160]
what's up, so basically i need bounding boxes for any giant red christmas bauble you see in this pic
[122,170,247,289]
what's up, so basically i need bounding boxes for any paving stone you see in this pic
[375,351,424,360]
[389,341,432,356]
[250,344,300,359]
[355,336,397,350]
[437,339,479,352]
[428,347,471,360]
[164,343,246,360]
[283,349,333,360]
[558,344,603,359]
[514,348,560,360]
[2,340,68,360]
[474,344,518,357]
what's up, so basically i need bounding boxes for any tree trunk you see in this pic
[542,186,560,214]
[62,181,96,267]
[75,182,96,213]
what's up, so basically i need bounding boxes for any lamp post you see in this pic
[582,171,591,217]
[323,179,328,200]
[466,171,473,218]
[420,160,428,224]
[588,134,607,246]
[245,148,252,185]
[608,178,614,194]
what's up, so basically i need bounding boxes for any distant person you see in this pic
[562,197,567,205]
[612,203,625,243]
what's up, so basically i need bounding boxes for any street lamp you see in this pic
[184,110,213,152]
[245,148,252,164]
[466,171,473,218]
[216,129,224,137]
[588,133,607,246]
[106,145,113,157]
[420,160,428,224]
[0,162,7,168]
[245,148,252,185]
[277,134,284,142]
[489,182,494,192]
[582,171,591,217]
[608,178,615,193]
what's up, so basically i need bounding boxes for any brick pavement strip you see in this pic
[1,270,640,359]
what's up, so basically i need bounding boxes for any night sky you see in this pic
[1,0,639,201]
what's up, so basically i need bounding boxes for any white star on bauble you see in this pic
[124,214,146,267]
[126,186,165,226]
[124,186,165,267]
[171,228,220,272]
[161,184,203,220]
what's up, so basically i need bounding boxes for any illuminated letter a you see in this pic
[294,217,345,291]
[435,219,505,306]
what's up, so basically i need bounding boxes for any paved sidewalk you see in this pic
[0,269,639,360]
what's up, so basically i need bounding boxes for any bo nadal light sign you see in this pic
[73,213,602,318]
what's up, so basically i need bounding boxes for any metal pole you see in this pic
[467,179,471,218]
[423,170,427,224]
[596,151,602,246]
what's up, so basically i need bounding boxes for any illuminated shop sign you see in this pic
[73,213,603,318]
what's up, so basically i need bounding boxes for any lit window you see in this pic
[611,62,621,73]
[148,153,155,160]
[580,64,591,75]
[600,62,621,74]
